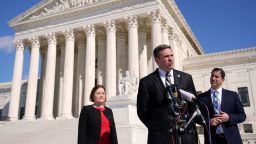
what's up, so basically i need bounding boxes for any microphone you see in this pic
[179,89,196,102]
[179,89,206,125]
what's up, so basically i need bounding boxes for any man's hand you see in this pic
[215,111,230,122]
[210,111,229,126]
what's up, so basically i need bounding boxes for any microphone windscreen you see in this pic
[179,89,196,102]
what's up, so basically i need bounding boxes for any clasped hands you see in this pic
[210,111,229,126]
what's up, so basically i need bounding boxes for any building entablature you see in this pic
[9,0,203,55]
[183,47,256,70]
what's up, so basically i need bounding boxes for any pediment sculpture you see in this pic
[30,0,103,19]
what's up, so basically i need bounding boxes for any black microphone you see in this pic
[179,89,206,125]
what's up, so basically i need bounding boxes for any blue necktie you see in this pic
[213,91,224,134]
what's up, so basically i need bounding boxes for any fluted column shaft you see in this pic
[40,33,57,120]
[57,44,65,116]
[8,40,24,121]
[23,37,40,120]
[60,29,75,118]
[139,29,148,78]
[83,25,96,106]
[128,16,139,78]
[97,30,106,85]
[105,20,117,98]
[151,11,162,69]
[74,34,85,116]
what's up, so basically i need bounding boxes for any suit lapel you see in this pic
[153,69,166,94]
[206,90,215,115]
[221,89,228,112]
[173,69,182,87]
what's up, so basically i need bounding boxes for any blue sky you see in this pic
[0,0,256,83]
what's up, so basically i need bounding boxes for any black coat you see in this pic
[137,69,198,144]
[198,89,246,144]
[78,105,118,144]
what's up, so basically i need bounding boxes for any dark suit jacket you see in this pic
[198,89,246,144]
[78,105,118,144]
[137,69,198,144]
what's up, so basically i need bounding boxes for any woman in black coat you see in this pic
[78,85,118,144]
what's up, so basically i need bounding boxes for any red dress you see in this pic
[96,107,111,144]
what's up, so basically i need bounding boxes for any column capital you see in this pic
[104,20,116,33]
[15,39,24,51]
[151,10,161,23]
[46,33,56,44]
[64,29,74,41]
[29,36,40,49]
[127,15,138,28]
[84,24,95,37]
[161,22,169,32]
[168,27,175,40]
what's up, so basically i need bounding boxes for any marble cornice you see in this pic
[160,0,204,55]
[183,47,256,70]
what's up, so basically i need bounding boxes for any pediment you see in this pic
[9,0,113,28]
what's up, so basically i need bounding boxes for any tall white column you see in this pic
[151,10,162,69]
[139,27,148,78]
[40,33,57,120]
[8,40,24,121]
[105,20,117,98]
[60,29,75,118]
[97,29,106,85]
[128,15,139,78]
[37,49,46,117]
[23,37,40,120]
[75,33,85,116]
[161,21,169,45]
[169,29,180,70]
[116,27,127,95]
[83,25,96,106]
[57,42,65,117]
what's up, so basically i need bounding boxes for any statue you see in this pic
[118,71,139,96]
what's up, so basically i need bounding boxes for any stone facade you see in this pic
[0,0,255,143]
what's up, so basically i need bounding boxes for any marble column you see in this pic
[57,42,65,117]
[169,29,180,70]
[128,15,139,78]
[37,49,46,117]
[83,25,96,106]
[116,27,127,94]
[139,26,148,78]
[97,29,106,85]
[8,40,24,121]
[161,21,169,45]
[23,37,40,120]
[40,33,57,120]
[74,33,85,116]
[105,20,117,98]
[60,29,75,118]
[151,10,162,69]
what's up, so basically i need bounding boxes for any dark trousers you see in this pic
[215,133,228,144]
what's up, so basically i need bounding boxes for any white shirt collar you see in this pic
[158,68,174,85]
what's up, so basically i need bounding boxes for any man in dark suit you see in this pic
[198,68,246,144]
[137,44,198,144]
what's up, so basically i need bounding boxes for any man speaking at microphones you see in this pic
[137,44,199,144]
